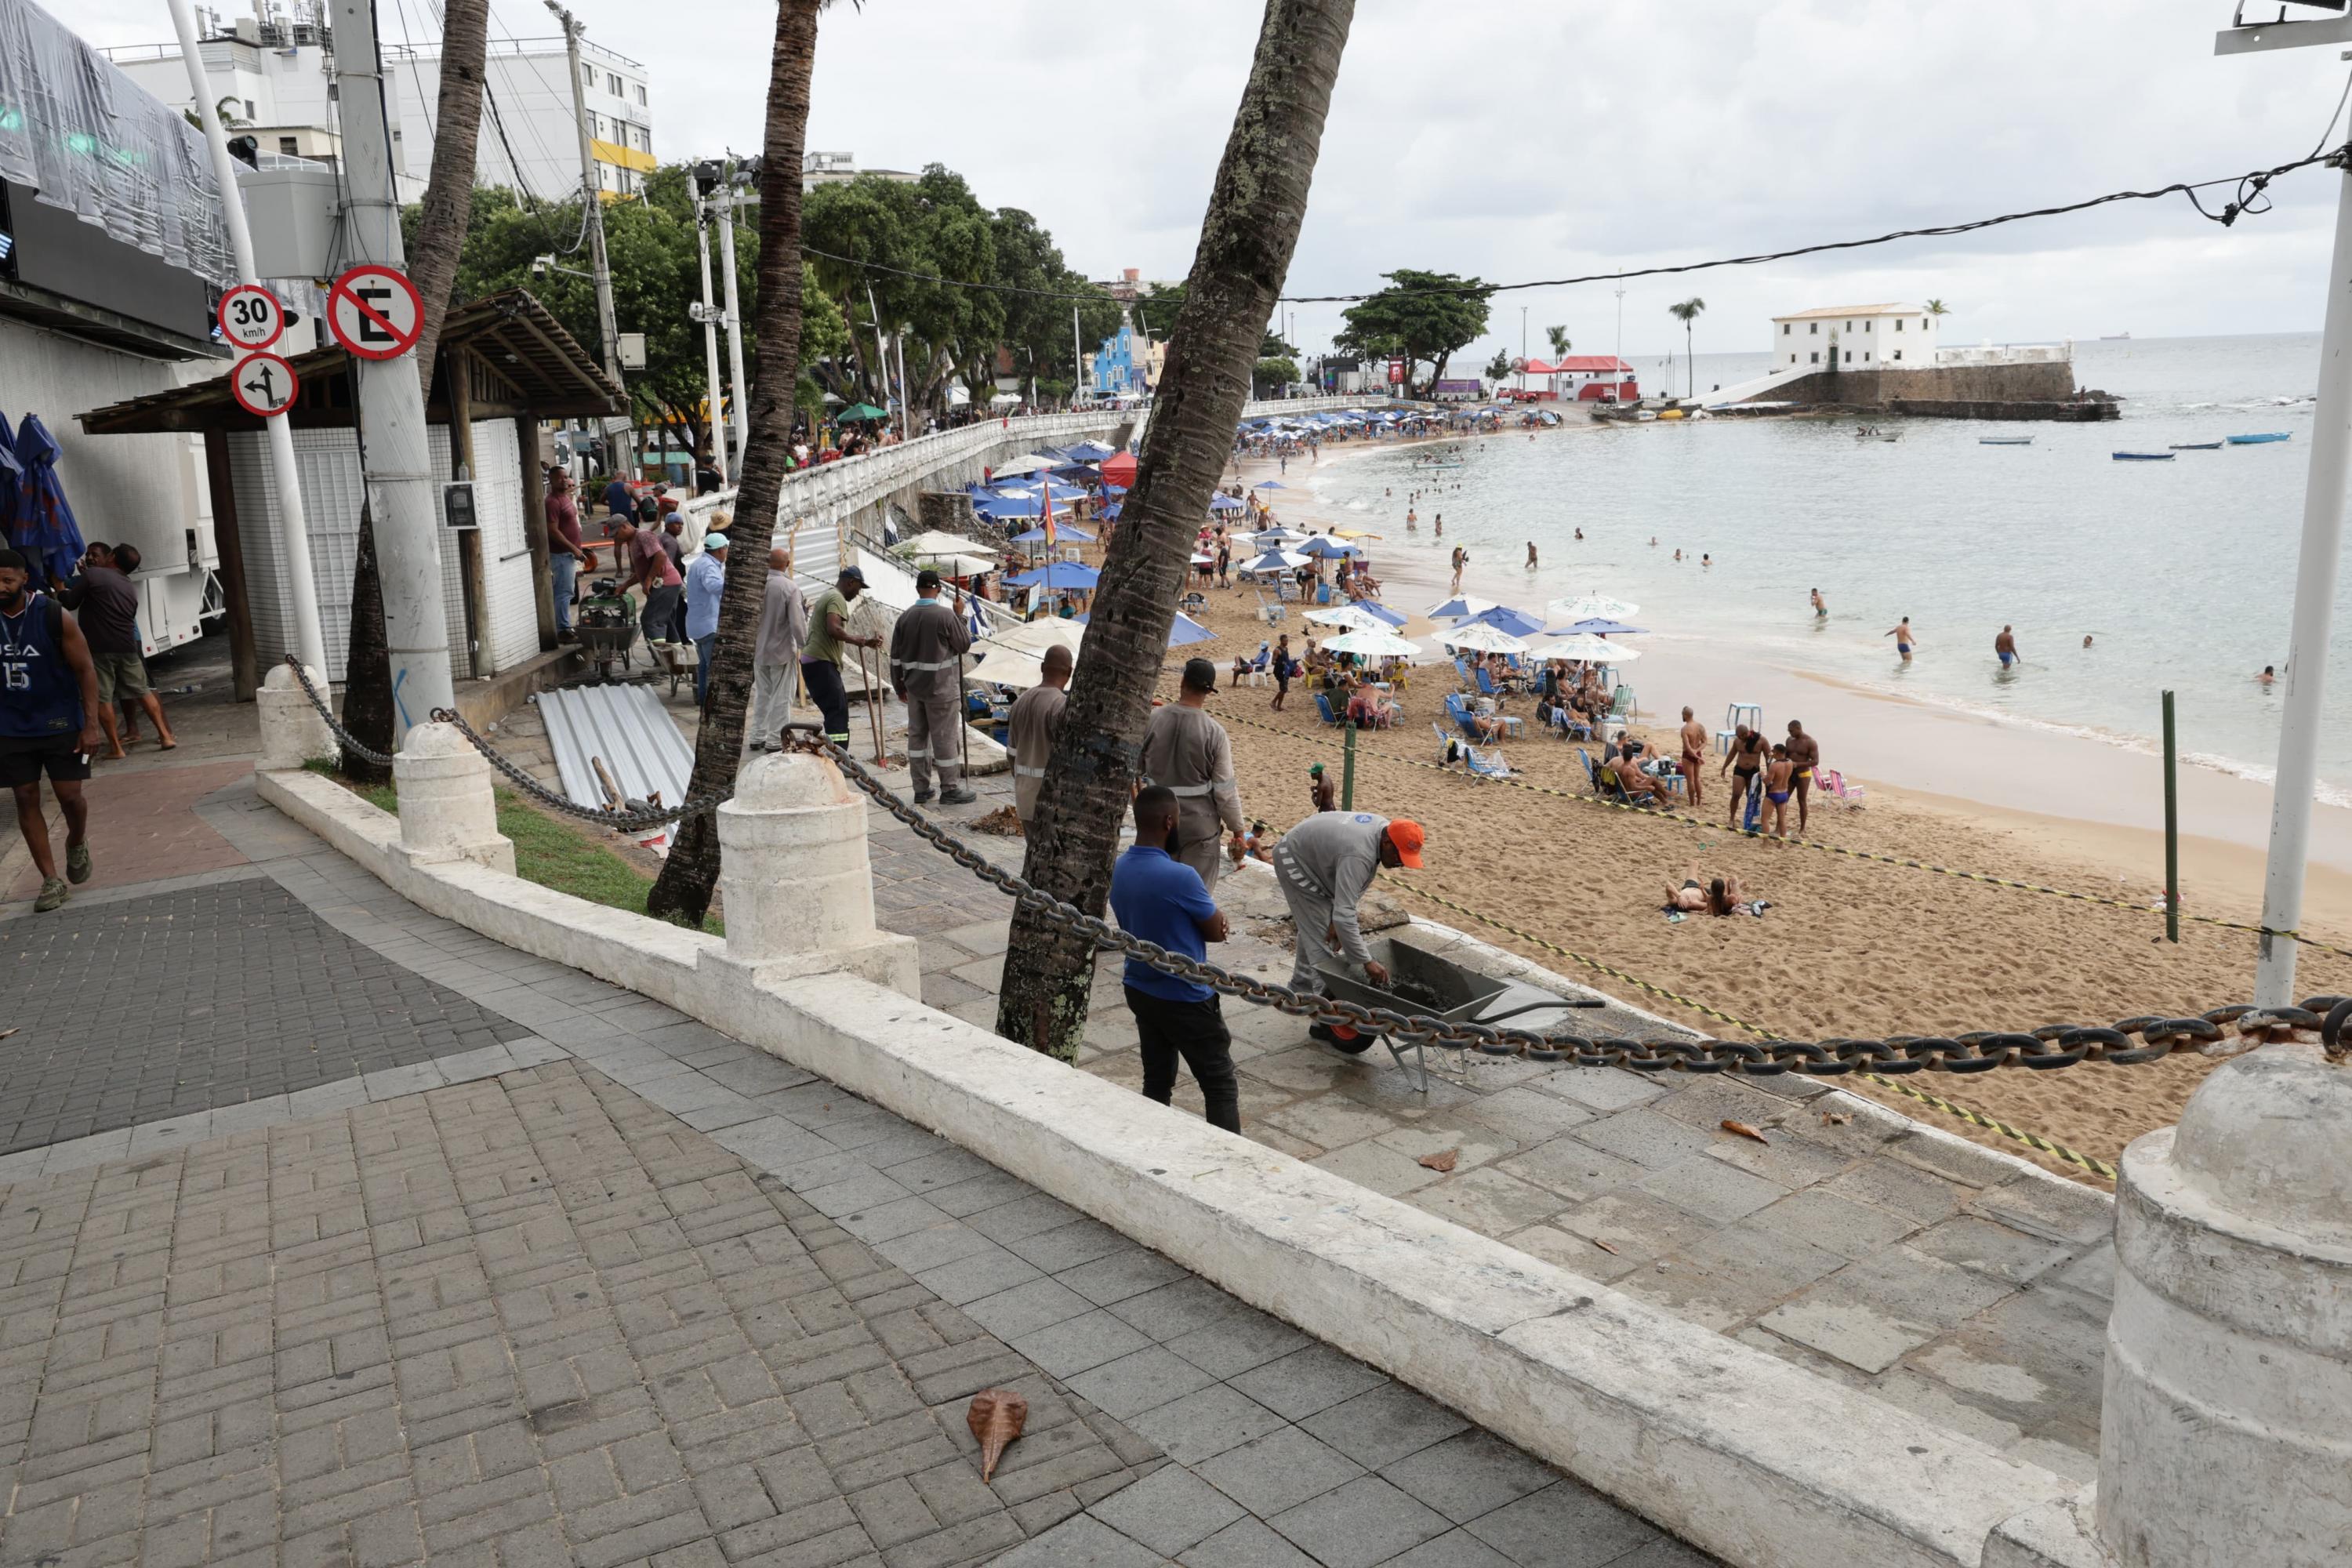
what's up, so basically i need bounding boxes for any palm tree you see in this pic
[1668,298,1704,398]
[1926,299,1951,320]
[337,0,491,780]
[648,0,827,924]
[1544,325,1570,358]
[996,0,1357,1062]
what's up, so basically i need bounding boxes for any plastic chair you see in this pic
[1465,746,1515,781]
[1475,666,1498,698]
[1719,700,1762,755]
[1314,691,1341,727]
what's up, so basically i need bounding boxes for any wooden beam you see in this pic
[201,429,260,702]
[515,414,557,652]
[447,350,489,680]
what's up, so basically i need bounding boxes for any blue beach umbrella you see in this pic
[1004,561,1101,590]
[1065,440,1116,461]
[11,415,83,585]
[1355,601,1408,628]
[1077,611,1213,647]
[1239,549,1310,574]
[1208,493,1247,513]
[1558,617,1648,637]
[1254,480,1286,490]
[1463,604,1548,638]
[1299,536,1359,559]
[1010,522,1096,543]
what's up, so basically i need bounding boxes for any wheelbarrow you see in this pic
[1314,935,1602,1092]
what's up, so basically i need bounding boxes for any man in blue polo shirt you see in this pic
[1108,786,1240,1133]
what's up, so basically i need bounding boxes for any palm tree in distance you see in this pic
[1545,325,1570,358]
[1926,299,1951,319]
[1668,298,1705,399]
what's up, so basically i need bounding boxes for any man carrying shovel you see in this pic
[1270,811,1424,1049]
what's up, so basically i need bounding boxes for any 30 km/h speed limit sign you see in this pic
[217,284,287,351]
[327,263,424,361]
[230,351,299,419]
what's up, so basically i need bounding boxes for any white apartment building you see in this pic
[106,2,655,207]
[802,151,918,191]
[1768,303,1940,372]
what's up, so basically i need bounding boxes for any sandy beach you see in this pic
[1108,423,2352,1183]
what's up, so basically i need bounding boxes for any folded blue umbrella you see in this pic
[0,407,20,544]
[11,415,84,585]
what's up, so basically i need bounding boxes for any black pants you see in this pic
[1125,985,1240,1134]
[802,658,851,744]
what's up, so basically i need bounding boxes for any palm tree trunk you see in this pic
[995,0,1356,1062]
[341,0,489,771]
[645,0,821,925]
[1686,322,1693,399]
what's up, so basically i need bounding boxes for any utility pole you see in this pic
[1519,304,1528,397]
[328,0,453,729]
[548,2,630,477]
[165,0,326,680]
[692,181,728,485]
[864,282,891,427]
[1613,273,1627,401]
[2221,22,2352,1003]
[717,162,750,465]
[895,332,910,441]
[1073,306,1083,408]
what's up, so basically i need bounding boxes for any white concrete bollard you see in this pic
[2093,1043,2352,1566]
[706,750,918,998]
[256,663,339,771]
[391,720,515,876]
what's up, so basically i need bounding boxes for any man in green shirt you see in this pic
[800,566,878,746]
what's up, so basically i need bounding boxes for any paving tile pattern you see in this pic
[0,877,532,1156]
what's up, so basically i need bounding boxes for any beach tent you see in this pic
[837,402,889,422]
[1100,452,1138,485]
[1548,593,1640,623]
[1437,622,1528,655]
[1239,549,1312,573]
[1530,633,1641,664]
[1319,629,1421,659]
[1423,593,1498,622]
[1461,604,1547,638]
[1004,561,1102,590]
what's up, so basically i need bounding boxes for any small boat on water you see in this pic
[2226,432,2292,445]
[2114,452,2176,462]
[1980,437,2034,445]
[2169,441,2223,450]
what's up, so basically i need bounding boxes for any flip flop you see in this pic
[159,742,178,752]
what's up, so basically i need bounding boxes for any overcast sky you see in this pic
[74,1,2352,361]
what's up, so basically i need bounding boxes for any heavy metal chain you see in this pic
[314,658,2352,1074]
[284,657,397,769]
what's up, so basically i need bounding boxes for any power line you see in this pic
[800,141,2347,312]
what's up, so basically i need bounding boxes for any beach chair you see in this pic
[1431,723,1464,768]
[1475,666,1498,698]
[1718,701,1762,755]
[1581,749,1632,801]
[1453,656,1473,690]
[1181,592,1207,615]
[1314,692,1341,727]
[1464,746,1515,782]
[1610,685,1637,723]
[1548,706,1592,741]
[1254,590,1286,625]
[1817,768,1868,808]
[1277,579,1301,603]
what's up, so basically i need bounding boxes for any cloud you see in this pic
[64,0,2350,354]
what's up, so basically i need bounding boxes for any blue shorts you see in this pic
[1999,652,2016,667]
[1896,643,1912,655]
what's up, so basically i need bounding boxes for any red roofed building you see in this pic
[1515,357,1638,404]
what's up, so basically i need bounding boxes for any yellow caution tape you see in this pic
[1859,1074,2118,1183]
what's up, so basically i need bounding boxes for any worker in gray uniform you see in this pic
[889,569,975,805]
[1271,811,1425,1047]
[1007,642,1071,825]
[1138,656,1247,889]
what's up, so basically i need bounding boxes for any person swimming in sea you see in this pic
[1811,587,1827,619]
[1886,617,1917,662]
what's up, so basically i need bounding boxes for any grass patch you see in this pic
[301,760,719,933]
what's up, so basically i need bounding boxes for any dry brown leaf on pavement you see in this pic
[1721,1120,1769,1144]
[1592,1237,1621,1255]
[1417,1148,1460,1173]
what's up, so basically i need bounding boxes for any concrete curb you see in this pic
[256,764,2079,1568]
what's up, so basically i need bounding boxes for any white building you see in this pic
[1768,303,1940,372]
[105,3,655,206]
[803,151,918,191]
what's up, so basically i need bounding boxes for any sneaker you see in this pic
[66,841,91,884]
[938,786,977,805]
[33,877,68,913]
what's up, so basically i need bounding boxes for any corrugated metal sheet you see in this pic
[536,684,695,813]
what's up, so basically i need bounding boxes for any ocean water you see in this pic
[1304,333,2352,801]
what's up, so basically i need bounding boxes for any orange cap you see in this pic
[1385,818,1425,869]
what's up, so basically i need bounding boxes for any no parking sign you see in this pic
[327,263,424,361]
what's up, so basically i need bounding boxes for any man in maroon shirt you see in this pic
[546,470,590,641]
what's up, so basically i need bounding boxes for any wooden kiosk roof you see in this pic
[76,289,624,435]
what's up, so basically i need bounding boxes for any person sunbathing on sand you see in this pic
[1664,866,1748,916]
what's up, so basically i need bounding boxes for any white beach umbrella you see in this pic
[1240,549,1312,572]
[1254,525,1308,545]
[979,618,1086,658]
[967,648,1047,689]
[989,453,1065,476]
[1319,629,1422,659]
[924,554,999,578]
[1548,593,1641,623]
[1530,633,1642,663]
[899,530,985,558]
[1303,604,1390,632]
[1437,623,1529,655]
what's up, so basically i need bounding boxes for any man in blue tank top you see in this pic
[0,548,103,911]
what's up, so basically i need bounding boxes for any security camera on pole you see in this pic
[325,0,455,734]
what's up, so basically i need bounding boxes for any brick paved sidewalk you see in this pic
[0,778,1715,1568]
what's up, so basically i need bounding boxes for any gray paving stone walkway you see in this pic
[0,876,532,1156]
[0,775,1716,1567]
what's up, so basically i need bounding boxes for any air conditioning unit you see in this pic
[234,160,336,278]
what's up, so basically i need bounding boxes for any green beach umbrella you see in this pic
[838,402,890,422]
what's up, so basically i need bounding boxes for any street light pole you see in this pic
[327,0,453,731]
[717,169,750,465]
[693,187,728,485]
[548,2,631,477]
[1520,304,1528,397]
[165,0,326,680]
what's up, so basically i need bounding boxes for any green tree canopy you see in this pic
[1333,269,1495,397]
[1252,356,1301,395]
[411,173,848,457]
